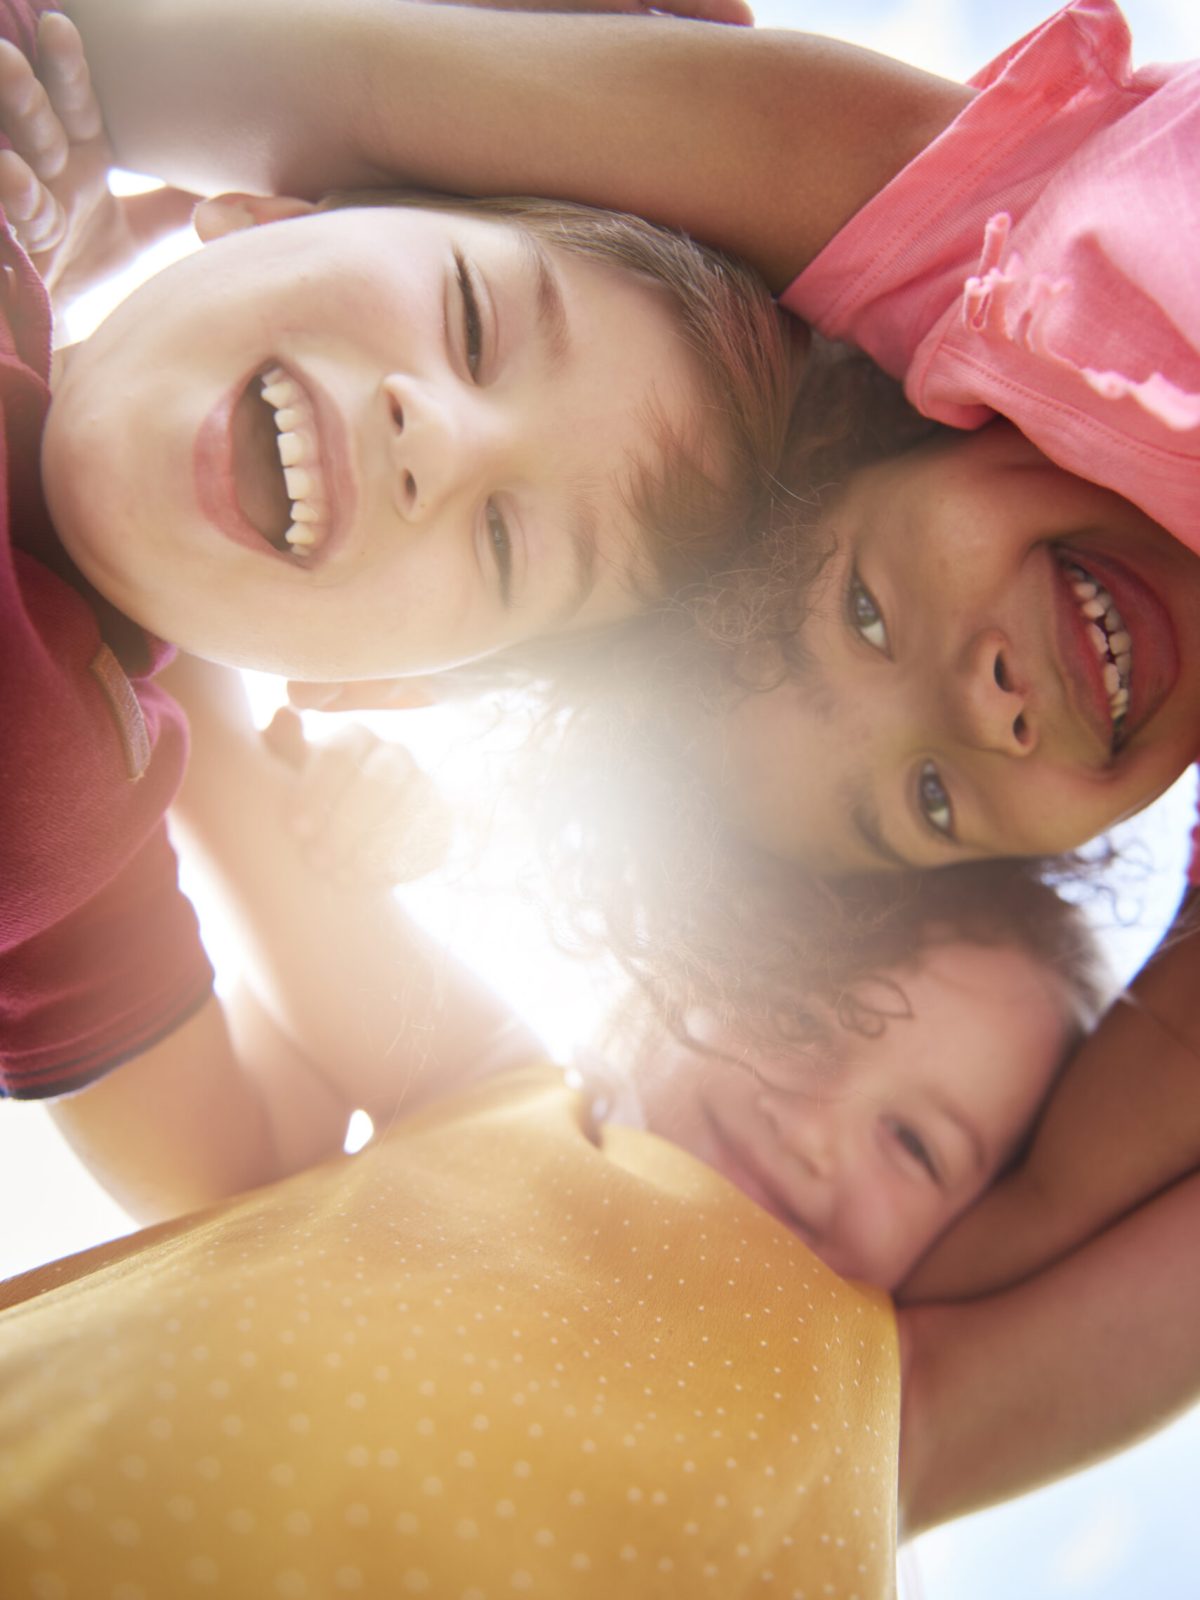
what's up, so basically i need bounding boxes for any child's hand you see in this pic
[287,679,438,715]
[263,709,452,889]
[0,13,194,308]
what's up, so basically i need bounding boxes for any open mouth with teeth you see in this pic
[232,364,331,559]
[1060,557,1132,748]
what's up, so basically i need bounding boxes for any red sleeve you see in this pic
[0,824,214,1098]
[0,0,54,75]
[0,0,217,1097]
[0,537,215,1099]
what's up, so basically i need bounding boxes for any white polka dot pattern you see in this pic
[0,1067,899,1597]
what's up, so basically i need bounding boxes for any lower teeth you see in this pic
[1062,559,1131,742]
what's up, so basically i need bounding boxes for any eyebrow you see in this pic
[510,231,601,618]
[519,232,571,374]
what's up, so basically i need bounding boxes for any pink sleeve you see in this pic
[782,0,1200,556]
[781,1,1144,421]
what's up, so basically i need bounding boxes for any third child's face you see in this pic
[42,206,706,679]
[638,941,1072,1289]
[703,425,1200,872]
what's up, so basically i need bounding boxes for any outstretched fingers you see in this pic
[34,12,103,145]
[0,13,106,259]
[267,714,452,888]
[0,36,68,183]
[0,146,64,252]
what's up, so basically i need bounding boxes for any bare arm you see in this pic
[898,1167,1200,1535]
[52,657,538,1222]
[48,990,352,1221]
[61,0,969,290]
[902,899,1200,1302]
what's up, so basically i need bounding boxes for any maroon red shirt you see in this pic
[0,0,213,1098]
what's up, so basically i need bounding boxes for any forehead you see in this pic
[857,941,1070,1106]
[889,940,1066,1036]
[477,213,713,615]
[360,205,710,627]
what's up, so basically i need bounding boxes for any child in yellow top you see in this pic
[4,680,1198,1599]
[1,1063,901,1600]
[597,918,1100,1291]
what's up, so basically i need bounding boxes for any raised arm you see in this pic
[51,656,538,1222]
[902,898,1200,1302]
[898,1166,1200,1535]
[61,0,969,290]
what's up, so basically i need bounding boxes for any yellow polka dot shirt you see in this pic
[0,1066,899,1598]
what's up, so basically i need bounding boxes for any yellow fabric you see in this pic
[0,1066,899,1599]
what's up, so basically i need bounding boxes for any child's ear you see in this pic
[193,192,319,245]
[286,678,442,715]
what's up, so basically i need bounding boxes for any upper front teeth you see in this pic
[1063,560,1131,738]
[261,367,329,554]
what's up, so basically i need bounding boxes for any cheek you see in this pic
[42,401,122,588]
[990,763,1130,857]
[639,1054,719,1150]
[716,698,821,857]
[839,1172,939,1289]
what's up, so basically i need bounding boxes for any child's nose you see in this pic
[382,373,485,523]
[758,1090,837,1182]
[945,628,1036,757]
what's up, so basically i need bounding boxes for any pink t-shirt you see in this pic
[784,0,1200,556]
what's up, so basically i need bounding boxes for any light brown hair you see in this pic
[329,189,804,600]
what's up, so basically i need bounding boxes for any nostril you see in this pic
[402,469,417,508]
[1013,712,1029,745]
[994,654,1010,690]
[389,393,405,432]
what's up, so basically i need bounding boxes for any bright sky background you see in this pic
[2,2,1199,1594]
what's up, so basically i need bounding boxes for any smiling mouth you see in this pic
[1059,556,1132,748]
[232,364,331,559]
[703,1106,816,1239]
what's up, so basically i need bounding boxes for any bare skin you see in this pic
[61,0,968,291]
[53,666,1200,1533]
[20,0,1198,1537]
[904,893,1200,1301]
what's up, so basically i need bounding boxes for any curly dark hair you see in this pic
[513,340,1111,1055]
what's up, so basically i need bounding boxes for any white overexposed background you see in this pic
[2,3,1198,1595]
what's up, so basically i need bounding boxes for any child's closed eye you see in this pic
[453,250,514,602]
[884,1116,941,1185]
[455,248,486,380]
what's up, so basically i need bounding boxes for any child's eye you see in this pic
[848,572,888,652]
[917,761,954,837]
[886,1117,940,1184]
[485,501,513,605]
[455,250,484,380]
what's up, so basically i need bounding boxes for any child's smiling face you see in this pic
[701,424,1200,872]
[638,940,1073,1289]
[42,202,708,680]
